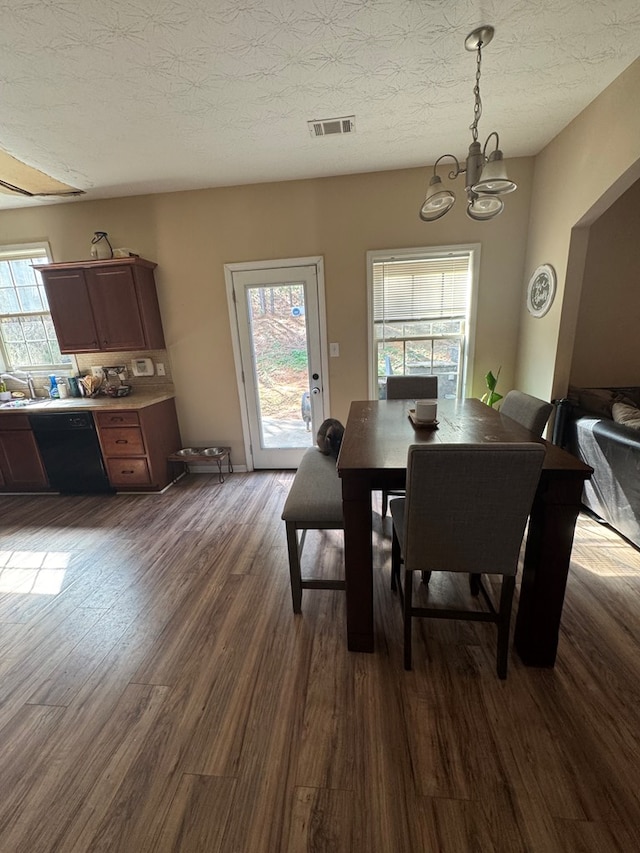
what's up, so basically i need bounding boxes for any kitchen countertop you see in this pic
[0,389,175,414]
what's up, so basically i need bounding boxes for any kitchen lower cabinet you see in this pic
[34,257,165,354]
[0,414,49,491]
[96,399,181,491]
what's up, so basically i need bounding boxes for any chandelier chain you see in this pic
[470,42,483,142]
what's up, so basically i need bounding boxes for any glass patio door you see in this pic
[227,261,328,469]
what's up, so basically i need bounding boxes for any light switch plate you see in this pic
[329,342,340,357]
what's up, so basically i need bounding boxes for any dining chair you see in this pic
[467,389,552,596]
[386,374,438,402]
[381,374,438,517]
[500,390,554,437]
[390,442,545,678]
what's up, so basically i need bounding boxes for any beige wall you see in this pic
[515,57,640,401]
[569,179,640,386]
[0,159,533,467]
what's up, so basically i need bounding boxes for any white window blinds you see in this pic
[372,254,471,323]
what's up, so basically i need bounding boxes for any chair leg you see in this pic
[421,571,432,584]
[285,522,303,614]
[391,526,400,591]
[496,575,516,679]
[382,489,389,518]
[403,569,413,670]
[469,572,481,596]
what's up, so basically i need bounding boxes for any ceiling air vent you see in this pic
[308,116,356,138]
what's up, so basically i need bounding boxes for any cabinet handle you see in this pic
[121,469,135,474]
[115,439,128,444]
[111,417,124,422]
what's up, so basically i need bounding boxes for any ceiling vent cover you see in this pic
[308,116,355,138]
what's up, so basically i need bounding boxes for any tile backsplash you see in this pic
[75,349,174,391]
[1,350,174,398]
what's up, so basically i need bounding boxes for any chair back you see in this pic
[386,374,438,400]
[500,390,553,437]
[401,443,544,576]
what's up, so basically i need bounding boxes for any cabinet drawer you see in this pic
[0,413,32,430]
[100,426,146,456]
[96,411,140,428]
[105,457,151,486]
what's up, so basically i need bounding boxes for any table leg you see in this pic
[342,478,374,652]
[514,473,584,666]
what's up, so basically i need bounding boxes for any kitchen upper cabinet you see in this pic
[35,257,165,353]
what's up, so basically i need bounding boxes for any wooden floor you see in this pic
[0,471,639,852]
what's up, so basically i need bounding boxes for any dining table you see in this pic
[337,397,593,666]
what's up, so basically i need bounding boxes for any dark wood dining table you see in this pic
[337,398,592,666]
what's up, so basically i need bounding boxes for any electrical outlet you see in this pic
[156,363,166,376]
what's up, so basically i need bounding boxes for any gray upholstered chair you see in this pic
[390,442,545,678]
[468,390,551,596]
[500,390,553,437]
[382,374,438,517]
[386,374,438,402]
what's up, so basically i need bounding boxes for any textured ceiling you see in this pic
[1,0,640,210]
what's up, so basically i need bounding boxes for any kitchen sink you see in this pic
[0,398,51,409]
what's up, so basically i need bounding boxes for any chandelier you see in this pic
[419,25,516,222]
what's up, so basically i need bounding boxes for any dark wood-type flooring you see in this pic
[0,470,639,851]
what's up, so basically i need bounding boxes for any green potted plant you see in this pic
[481,367,502,408]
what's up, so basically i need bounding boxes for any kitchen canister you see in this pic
[90,231,114,260]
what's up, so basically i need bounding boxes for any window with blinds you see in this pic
[369,249,475,400]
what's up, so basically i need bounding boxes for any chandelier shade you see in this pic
[467,194,504,220]
[418,25,516,223]
[472,147,517,195]
[419,174,456,221]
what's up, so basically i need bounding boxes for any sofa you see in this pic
[557,386,640,548]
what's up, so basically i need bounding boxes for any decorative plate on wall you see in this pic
[527,264,556,318]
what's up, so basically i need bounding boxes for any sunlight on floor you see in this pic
[0,550,69,595]
[571,514,640,577]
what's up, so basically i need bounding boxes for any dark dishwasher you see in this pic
[29,412,114,494]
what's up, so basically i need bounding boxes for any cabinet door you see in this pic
[85,266,147,351]
[41,270,100,353]
[0,431,49,490]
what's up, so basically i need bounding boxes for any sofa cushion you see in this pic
[612,401,640,430]
[568,386,640,418]
[575,387,615,416]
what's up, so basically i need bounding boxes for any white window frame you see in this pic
[0,241,72,374]
[366,244,480,399]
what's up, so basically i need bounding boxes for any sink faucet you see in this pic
[1,371,37,398]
